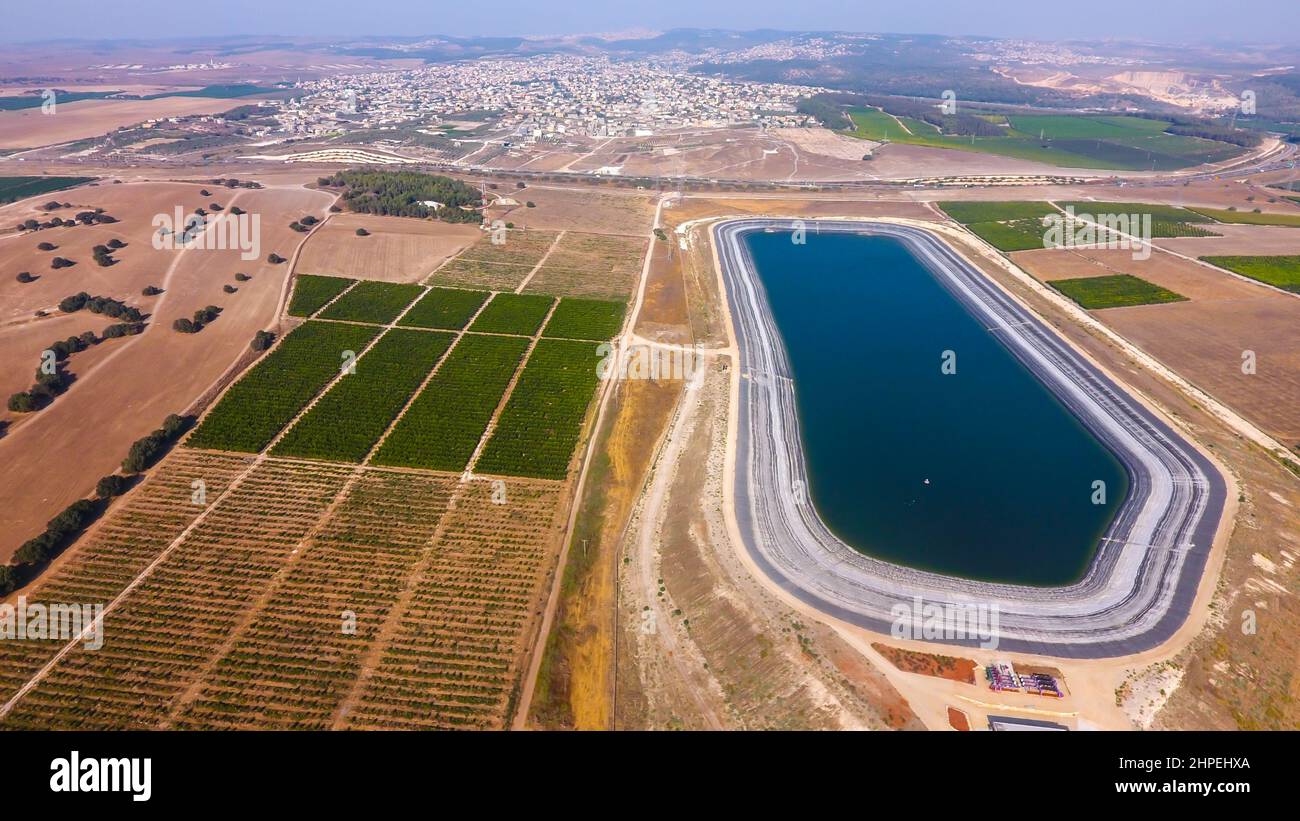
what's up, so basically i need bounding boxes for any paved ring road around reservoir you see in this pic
[716,218,1227,658]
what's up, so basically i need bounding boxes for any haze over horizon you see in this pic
[4,0,1299,46]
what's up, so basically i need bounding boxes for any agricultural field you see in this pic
[337,477,564,729]
[318,281,424,324]
[371,334,529,472]
[271,329,455,463]
[1200,256,1300,293]
[427,230,558,291]
[398,287,489,330]
[287,274,354,317]
[543,297,627,341]
[1048,274,1187,309]
[1054,201,1221,238]
[845,110,1245,171]
[522,231,646,299]
[169,469,460,730]
[1187,207,1300,227]
[187,321,381,453]
[0,451,254,712]
[0,458,356,729]
[937,201,1058,224]
[468,292,555,336]
[0,175,96,205]
[294,213,481,283]
[939,202,1055,252]
[477,338,604,480]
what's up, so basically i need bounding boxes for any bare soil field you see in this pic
[1157,224,1300,256]
[773,127,882,161]
[427,229,558,291]
[522,231,646,300]
[1013,246,1300,444]
[0,181,333,562]
[488,186,655,236]
[871,643,978,684]
[295,213,480,283]
[0,98,271,149]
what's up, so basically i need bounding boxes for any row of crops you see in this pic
[938,200,1227,252]
[188,321,381,453]
[0,458,357,729]
[372,334,530,471]
[271,329,455,463]
[468,292,554,335]
[542,297,626,341]
[476,339,604,480]
[400,287,489,330]
[319,280,425,324]
[288,274,355,317]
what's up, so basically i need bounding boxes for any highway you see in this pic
[715,218,1227,658]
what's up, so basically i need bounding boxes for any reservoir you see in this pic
[744,229,1128,586]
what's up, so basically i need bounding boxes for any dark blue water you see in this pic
[746,230,1128,586]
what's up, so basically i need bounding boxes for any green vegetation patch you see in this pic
[966,218,1053,252]
[188,321,381,452]
[0,176,96,205]
[319,281,425,324]
[543,298,626,341]
[288,274,355,317]
[938,201,1057,225]
[271,329,454,462]
[1055,201,1214,223]
[1200,256,1300,293]
[399,287,489,330]
[477,339,604,480]
[1186,207,1300,227]
[469,292,554,336]
[321,169,482,223]
[371,334,529,471]
[1047,274,1187,310]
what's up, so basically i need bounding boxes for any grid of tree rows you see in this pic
[339,479,562,729]
[370,334,529,472]
[287,274,355,317]
[170,470,459,729]
[542,297,626,340]
[187,321,381,453]
[467,292,554,336]
[0,452,253,710]
[318,281,425,325]
[398,287,489,330]
[271,329,455,463]
[476,338,603,480]
[0,461,355,729]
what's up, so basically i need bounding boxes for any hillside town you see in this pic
[284,54,822,140]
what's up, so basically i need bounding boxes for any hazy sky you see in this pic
[4,0,1298,45]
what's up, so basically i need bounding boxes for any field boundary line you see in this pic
[513,191,668,728]
[514,229,567,293]
[279,190,343,324]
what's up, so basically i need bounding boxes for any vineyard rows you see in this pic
[476,338,603,480]
[0,459,356,729]
[0,452,253,710]
[371,334,529,472]
[398,287,489,330]
[271,329,455,463]
[319,281,425,325]
[288,274,355,317]
[187,321,381,453]
[542,297,626,341]
[468,292,554,336]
